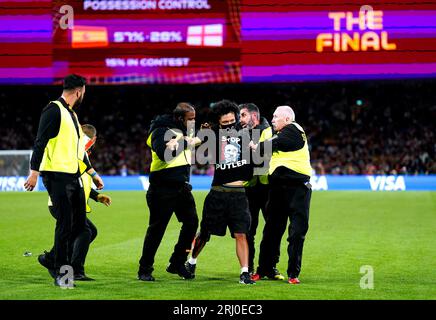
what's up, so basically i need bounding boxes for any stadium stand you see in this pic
[0,80,434,175]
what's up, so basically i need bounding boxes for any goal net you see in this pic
[0,150,32,176]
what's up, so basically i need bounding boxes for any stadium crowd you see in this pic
[0,80,434,175]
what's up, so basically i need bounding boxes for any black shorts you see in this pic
[200,189,251,237]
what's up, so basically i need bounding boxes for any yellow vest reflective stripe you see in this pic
[39,101,85,174]
[244,126,273,187]
[146,130,191,172]
[269,122,312,177]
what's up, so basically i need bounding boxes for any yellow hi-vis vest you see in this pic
[269,122,312,177]
[146,129,191,172]
[48,172,93,213]
[244,126,273,187]
[39,101,86,174]
[82,173,93,213]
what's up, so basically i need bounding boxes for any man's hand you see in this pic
[185,136,202,147]
[87,168,104,190]
[97,194,112,206]
[166,138,179,151]
[249,141,258,151]
[24,170,39,191]
[92,174,104,190]
[200,122,211,130]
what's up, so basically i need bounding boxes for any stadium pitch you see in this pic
[0,191,434,300]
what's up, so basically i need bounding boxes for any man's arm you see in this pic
[90,189,99,201]
[151,128,188,161]
[24,104,60,191]
[86,155,104,190]
[184,124,212,147]
[30,104,61,171]
[255,125,305,155]
[89,189,112,206]
[271,125,305,152]
[83,152,93,172]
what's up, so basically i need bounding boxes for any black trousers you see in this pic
[47,206,97,275]
[245,183,280,272]
[139,183,198,274]
[258,182,311,278]
[42,172,87,273]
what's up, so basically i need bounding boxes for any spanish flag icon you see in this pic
[72,26,108,48]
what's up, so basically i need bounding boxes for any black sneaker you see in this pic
[166,263,194,280]
[240,272,255,285]
[138,273,155,281]
[185,261,196,279]
[38,251,56,279]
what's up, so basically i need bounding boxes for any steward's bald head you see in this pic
[276,106,295,121]
[272,105,295,131]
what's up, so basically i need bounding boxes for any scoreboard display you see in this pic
[1,0,436,84]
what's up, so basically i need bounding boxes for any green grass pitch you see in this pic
[0,191,435,300]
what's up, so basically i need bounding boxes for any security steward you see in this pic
[24,74,104,287]
[38,124,111,282]
[250,105,312,285]
[238,103,283,279]
[138,103,198,282]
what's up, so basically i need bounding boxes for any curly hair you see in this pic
[208,99,239,127]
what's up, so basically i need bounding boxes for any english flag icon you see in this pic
[186,24,223,47]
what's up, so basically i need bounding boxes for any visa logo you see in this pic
[310,175,328,191]
[367,176,406,191]
[139,176,150,191]
[0,177,27,191]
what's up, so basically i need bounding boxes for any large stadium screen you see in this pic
[0,0,53,84]
[1,0,436,84]
[52,0,241,84]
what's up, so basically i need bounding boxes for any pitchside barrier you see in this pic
[1,175,435,192]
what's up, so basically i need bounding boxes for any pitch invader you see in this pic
[186,100,256,285]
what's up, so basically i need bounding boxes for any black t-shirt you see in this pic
[211,128,253,186]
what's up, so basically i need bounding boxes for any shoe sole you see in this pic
[288,279,301,284]
[137,277,155,282]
